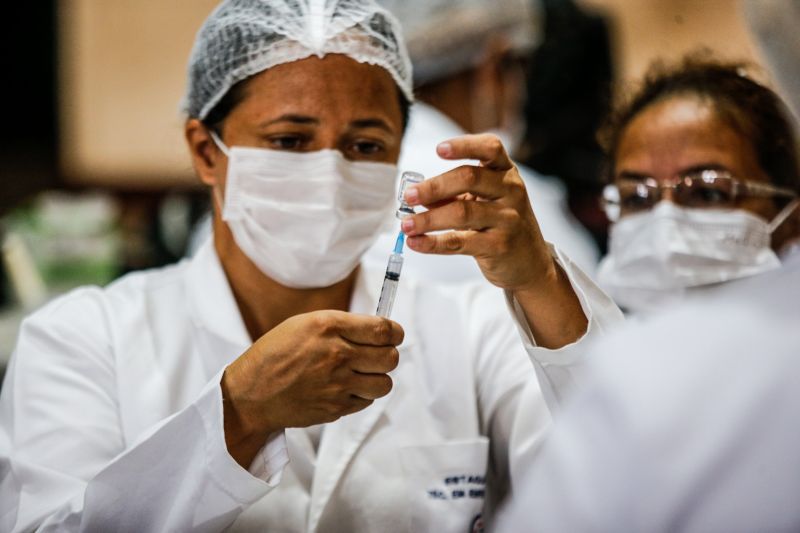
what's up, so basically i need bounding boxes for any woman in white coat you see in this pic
[595,56,800,314]
[0,1,621,531]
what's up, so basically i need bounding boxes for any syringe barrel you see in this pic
[376,277,399,318]
[376,253,404,318]
[385,253,404,277]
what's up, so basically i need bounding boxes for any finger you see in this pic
[313,396,373,421]
[421,197,457,210]
[419,193,478,210]
[401,200,499,236]
[339,396,374,417]
[333,313,405,347]
[437,134,513,171]
[406,230,485,256]
[405,165,506,207]
[349,345,400,374]
[349,373,394,401]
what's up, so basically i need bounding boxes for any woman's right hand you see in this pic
[220,310,404,468]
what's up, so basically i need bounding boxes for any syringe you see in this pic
[375,231,405,318]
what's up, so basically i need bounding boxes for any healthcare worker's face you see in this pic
[614,96,786,230]
[188,53,405,191]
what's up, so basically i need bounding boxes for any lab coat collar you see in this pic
[186,239,417,530]
[185,237,415,364]
[308,263,418,532]
[185,239,253,374]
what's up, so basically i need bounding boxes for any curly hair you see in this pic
[598,54,800,192]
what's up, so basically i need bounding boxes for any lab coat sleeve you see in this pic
[497,269,800,532]
[505,243,624,409]
[0,289,288,533]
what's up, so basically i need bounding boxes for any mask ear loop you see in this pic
[208,129,230,157]
[212,185,225,216]
[207,129,230,217]
[767,198,800,233]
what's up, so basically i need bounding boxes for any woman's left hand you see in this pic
[401,134,554,292]
[401,133,588,348]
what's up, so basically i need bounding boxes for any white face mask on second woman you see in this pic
[597,200,799,313]
[211,132,397,289]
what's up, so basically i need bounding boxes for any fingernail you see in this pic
[437,142,453,157]
[404,186,420,205]
[401,217,415,233]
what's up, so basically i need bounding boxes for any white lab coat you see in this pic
[0,240,621,533]
[363,102,600,280]
[497,251,800,532]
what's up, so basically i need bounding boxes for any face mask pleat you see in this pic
[598,202,783,313]
[219,145,397,288]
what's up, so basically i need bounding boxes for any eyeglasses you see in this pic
[602,169,798,221]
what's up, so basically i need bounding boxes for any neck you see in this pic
[212,215,356,340]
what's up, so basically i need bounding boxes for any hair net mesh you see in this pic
[377,0,541,86]
[183,0,413,120]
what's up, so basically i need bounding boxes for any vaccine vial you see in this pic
[396,171,424,219]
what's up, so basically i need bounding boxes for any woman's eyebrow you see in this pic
[350,118,395,134]
[617,164,732,181]
[617,171,651,181]
[679,163,730,175]
[258,114,321,127]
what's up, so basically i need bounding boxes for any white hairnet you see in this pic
[183,0,413,120]
[378,0,541,86]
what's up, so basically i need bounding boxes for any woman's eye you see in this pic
[269,136,305,150]
[688,186,733,206]
[618,182,655,213]
[351,141,384,155]
[620,194,653,212]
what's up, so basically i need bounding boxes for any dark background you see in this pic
[1,2,59,216]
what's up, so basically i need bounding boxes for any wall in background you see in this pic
[0,1,58,214]
[59,0,219,189]
[56,0,775,189]
[578,0,767,87]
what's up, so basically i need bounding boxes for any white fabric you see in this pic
[377,0,541,85]
[504,243,624,409]
[498,254,800,532]
[598,202,788,313]
[182,0,414,120]
[216,136,397,288]
[364,102,600,282]
[0,238,621,532]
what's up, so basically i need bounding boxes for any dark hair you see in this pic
[201,77,412,137]
[598,55,800,193]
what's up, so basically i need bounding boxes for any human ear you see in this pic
[185,118,226,188]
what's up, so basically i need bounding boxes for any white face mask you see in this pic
[211,133,397,289]
[597,201,798,313]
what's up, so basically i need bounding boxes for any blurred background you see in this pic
[0,0,778,376]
